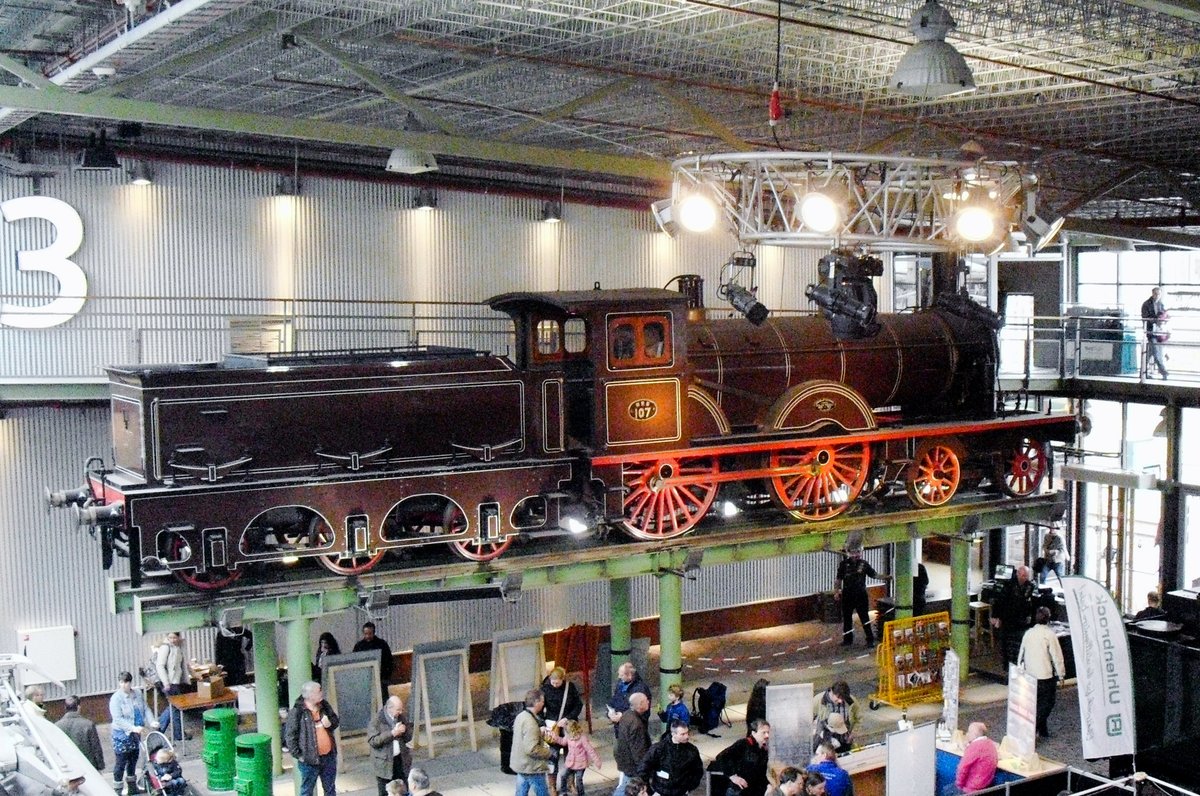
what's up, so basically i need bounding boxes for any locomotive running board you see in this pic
[114,491,1066,633]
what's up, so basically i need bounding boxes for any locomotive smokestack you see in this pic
[669,274,706,322]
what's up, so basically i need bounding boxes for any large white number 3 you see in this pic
[1,196,87,329]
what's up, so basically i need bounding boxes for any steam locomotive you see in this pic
[50,252,1076,590]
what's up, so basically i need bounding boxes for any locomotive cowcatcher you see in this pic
[51,265,1077,590]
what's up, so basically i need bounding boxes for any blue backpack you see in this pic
[692,681,730,736]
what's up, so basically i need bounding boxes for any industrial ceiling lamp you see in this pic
[541,200,562,223]
[677,193,718,232]
[889,0,976,97]
[412,186,437,210]
[650,198,678,236]
[76,129,122,171]
[386,148,438,174]
[953,188,998,242]
[1021,189,1065,252]
[127,161,153,185]
[275,175,301,196]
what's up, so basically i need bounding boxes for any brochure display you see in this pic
[870,611,951,709]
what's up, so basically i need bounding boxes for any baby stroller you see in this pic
[139,732,195,796]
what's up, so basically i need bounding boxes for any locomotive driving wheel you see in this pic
[768,442,870,521]
[905,440,963,507]
[620,456,719,540]
[167,534,243,591]
[446,504,514,562]
[312,515,386,576]
[996,437,1048,497]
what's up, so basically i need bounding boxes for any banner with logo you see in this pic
[1061,575,1136,758]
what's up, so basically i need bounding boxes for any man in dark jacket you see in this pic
[709,720,771,796]
[56,695,105,771]
[991,565,1035,666]
[613,693,651,796]
[607,662,652,726]
[834,545,891,647]
[285,681,341,796]
[353,622,395,701]
[639,721,703,796]
[367,695,413,796]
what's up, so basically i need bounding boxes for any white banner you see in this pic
[1061,575,1137,759]
[941,649,960,734]
[1005,665,1037,760]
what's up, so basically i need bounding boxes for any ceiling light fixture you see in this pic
[413,186,437,210]
[386,147,438,175]
[275,175,301,196]
[953,189,998,242]
[650,198,678,236]
[541,200,562,223]
[797,188,844,233]
[677,193,717,232]
[1021,189,1065,252]
[76,130,122,171]
[889,0,976,97]
[128,161,153,185]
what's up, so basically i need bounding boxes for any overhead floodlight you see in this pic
[541,200,562,223]
[386,147,438,175]
[889,0,976,97]
[1021,190,1065,252]
[678,193,717,232]
[953,191,998,242]
[798,190,843,233]
[76,130,121,171]
[275,175,301,196]
[412,186,437,210]
[723,283,769,326]
[650,198,678,236]
[128,161,153,185]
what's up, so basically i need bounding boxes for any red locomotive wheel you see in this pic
[446,504,514,562]
[997,437,1048,497]
[768,443,870,521]
[621,457,719,540]
[906,441,962,507]
[168,535,243,591]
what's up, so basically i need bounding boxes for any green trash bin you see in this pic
[202,707,238,791]
[234,733,274,796]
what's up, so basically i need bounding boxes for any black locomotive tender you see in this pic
[51,253,1076,590]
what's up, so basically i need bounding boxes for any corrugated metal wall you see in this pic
[1,162,879,699]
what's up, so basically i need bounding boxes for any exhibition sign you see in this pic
[1005,664,1037,761]
[1061,575,1136,759]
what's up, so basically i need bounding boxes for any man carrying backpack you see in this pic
[708,720,770,796]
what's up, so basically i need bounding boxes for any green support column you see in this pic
[251,622,282,775]
[284,617,310,788]
[609,578,632,685]
[894,538,914,620]
[657,572,683,704]
[950,536,972,682]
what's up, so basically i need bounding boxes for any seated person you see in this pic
[951,722,997,795]
[150,747,188,796]
[1133,591,1168,622]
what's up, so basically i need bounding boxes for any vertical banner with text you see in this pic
[1061,575,1136,759]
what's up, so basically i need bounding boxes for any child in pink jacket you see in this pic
[555,719,601,796]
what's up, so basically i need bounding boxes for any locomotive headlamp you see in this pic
[678,193,718,232]
[45,485,90,509]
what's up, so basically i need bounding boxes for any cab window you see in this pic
[535,319,561,357]
[608,315,672,370]
[532,316,588,364]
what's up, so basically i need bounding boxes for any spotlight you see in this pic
[1021,190,1064,252]
[721,500,741,518]
[76,130,121,171]
[953,191,997,242]
[128,161,153,185]
[798,190,843,233]
[678,193,717,232]
[542,200,562,223]
[361,588,391,620]
[217,607,244,636]
[650,198,678,236]
[275,175,301,196]
[723,283,769,326]
[499,572,523,603]
[889,0,976,97]
[413,186,437,210]
[386,147,438,174]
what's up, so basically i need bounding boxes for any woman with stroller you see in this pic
[110,671,149,796]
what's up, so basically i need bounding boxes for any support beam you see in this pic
[651,84,752,151]
[285,617,311,793]
[499,78,637,141]
[950,535,972,683]
[0,54,57,90]
[657,572,683,704]
[252,622,283,775]
[609,578,632,688]
[1160,403,1183,591]
[0,86,670,183]
[894,536,914,620]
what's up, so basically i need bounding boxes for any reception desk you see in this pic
[934,739,1065,794]
[840,744,888,796]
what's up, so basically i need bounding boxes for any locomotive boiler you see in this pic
[51,255,1077,590]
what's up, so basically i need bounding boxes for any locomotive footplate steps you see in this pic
[116,491,1066,633]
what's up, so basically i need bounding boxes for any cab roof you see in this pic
[487,288,686,317]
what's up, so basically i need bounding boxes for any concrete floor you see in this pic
[104,616,1103,796]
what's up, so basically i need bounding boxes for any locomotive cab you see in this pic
[488,289,690,455]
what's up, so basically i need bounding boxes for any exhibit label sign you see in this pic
[1061,575,1136,759]
[1,196,87,328]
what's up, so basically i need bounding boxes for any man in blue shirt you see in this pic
[807,743,853,796]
